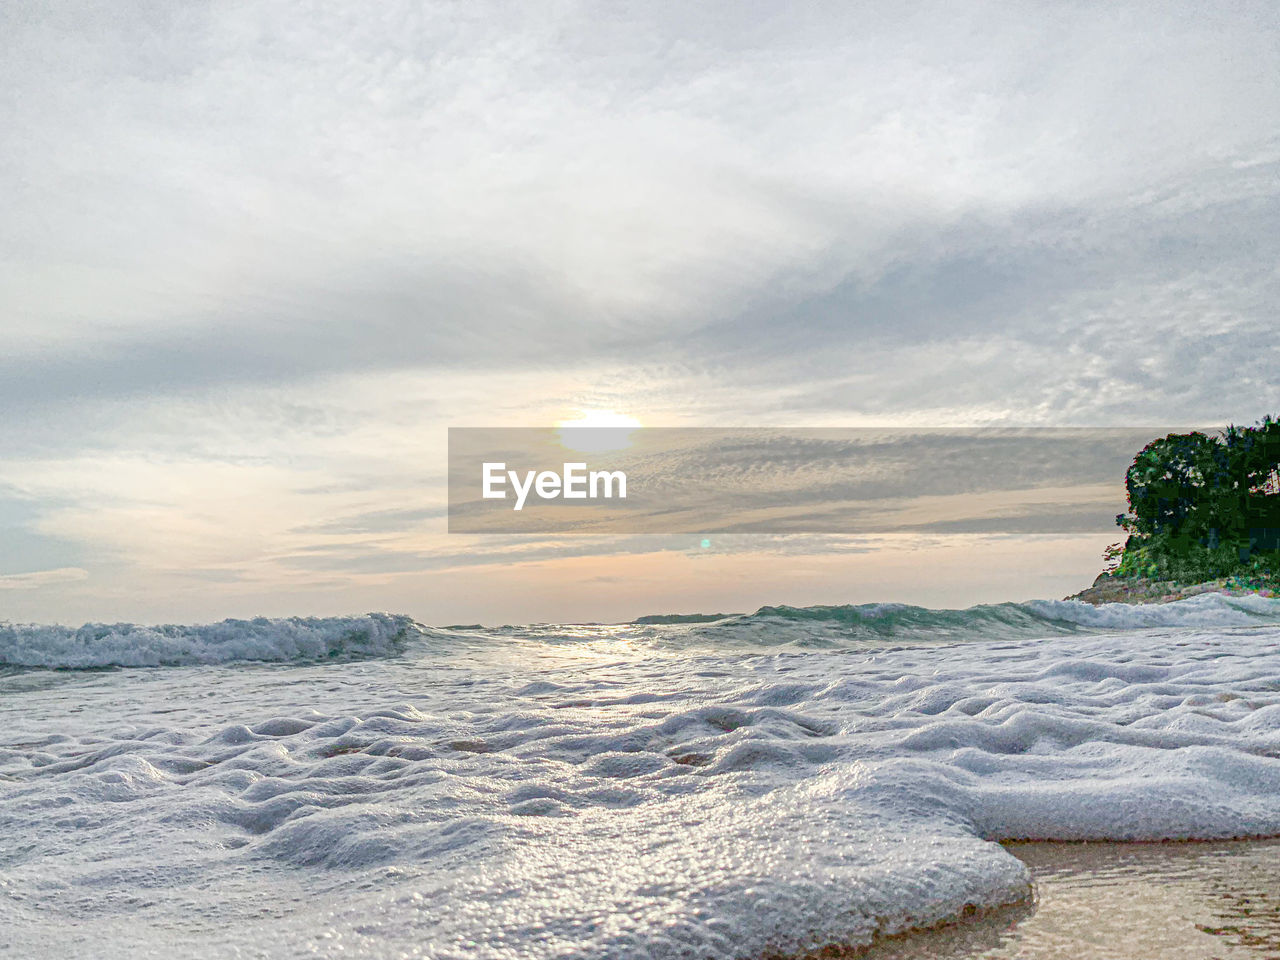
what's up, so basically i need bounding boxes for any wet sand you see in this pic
[846,839,1280,960]
[774,839,1280,959]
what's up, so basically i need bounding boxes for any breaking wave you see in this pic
[686,592,1280,647]
[0,613,418,669]
[7,594,1280,671]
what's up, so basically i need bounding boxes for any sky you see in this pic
[2,0,1278,625]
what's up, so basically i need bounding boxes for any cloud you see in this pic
[1,0,1278,618]
[0,567,89,591]
[5,2,1278,394]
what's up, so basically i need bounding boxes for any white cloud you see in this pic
[1,0,1278,619]
[0,567,89,591]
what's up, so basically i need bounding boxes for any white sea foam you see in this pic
[1025,591,1280,628]
[2,598,1280,958]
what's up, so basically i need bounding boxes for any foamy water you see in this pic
[3,594,1280,958]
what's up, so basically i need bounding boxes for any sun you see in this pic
[555,409,643,453]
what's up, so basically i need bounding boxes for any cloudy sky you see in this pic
[2,1,1278,624]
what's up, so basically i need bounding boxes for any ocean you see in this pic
[3,595,1280,958]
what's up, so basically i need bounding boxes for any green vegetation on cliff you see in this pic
[1112,417,1280,583]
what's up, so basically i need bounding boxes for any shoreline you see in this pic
[769,837,1280,960]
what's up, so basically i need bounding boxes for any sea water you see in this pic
[3,594,1280,958]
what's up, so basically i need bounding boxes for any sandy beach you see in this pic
[851,839,1280,959]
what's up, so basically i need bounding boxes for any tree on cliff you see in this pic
[1115,417,1280,579]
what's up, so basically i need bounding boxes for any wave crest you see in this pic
[691,592,1280,647]
[0,613,417,669]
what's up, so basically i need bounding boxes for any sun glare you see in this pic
[555,409,643,453]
